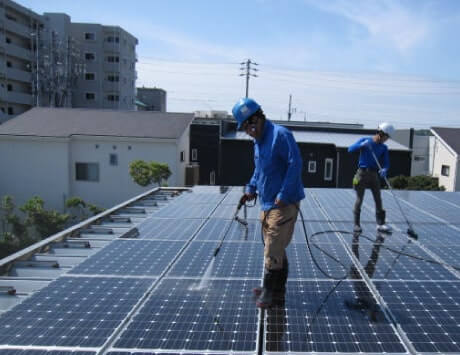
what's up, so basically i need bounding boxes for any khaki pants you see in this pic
[260,203,299,270]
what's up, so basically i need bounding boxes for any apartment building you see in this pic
[71,23,137,110]
[0,0,138,124]
[137,87,167,112]
[0,0,41,123]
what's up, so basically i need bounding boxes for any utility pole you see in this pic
[288,94,292,121]
[239,59,258,98]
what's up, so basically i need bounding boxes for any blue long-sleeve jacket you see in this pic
[348,137,390,170]
[245,120,305,211]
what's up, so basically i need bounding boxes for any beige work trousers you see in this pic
[260,203,299,270]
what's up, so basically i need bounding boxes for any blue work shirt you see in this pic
[348,137,390,170]
[245,120,305,211]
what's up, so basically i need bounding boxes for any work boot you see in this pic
[376,210,392,233]
[256,269,280,309]
[273,258,288,306]
[353,211,362,233]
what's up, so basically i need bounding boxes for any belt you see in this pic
[359,167,378,172]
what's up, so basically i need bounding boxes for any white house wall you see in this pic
[431,138,458,191]
[69,137,178,208]
[0,137,70,210]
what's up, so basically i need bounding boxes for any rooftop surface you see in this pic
[0,108,193,139]
[1,186,460,354]
[225,130,410,151]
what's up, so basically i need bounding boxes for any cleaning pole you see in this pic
[369,147,418,240]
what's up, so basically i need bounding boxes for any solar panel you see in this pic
[69,240,185,277]
[136,218,204,240]
[264,280,407,353]
[168,241,263,278]
[2,186,460,355]
[0,277,152,347]
[112,278,260,353]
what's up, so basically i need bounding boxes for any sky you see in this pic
[19,0,460,129]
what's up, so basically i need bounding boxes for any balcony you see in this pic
[0,88,33,105]
[0,18,32,38]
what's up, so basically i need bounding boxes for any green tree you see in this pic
[129,160,153,186]
[65,197,104,222]
[130,160,171,187]
[388,175,445,191]
[150,162,172,186]
[20,197,70,239]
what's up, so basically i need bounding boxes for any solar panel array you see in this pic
[1,186,460,354]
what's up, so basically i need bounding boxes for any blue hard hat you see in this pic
[232,98,261,129]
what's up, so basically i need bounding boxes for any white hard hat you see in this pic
[378,122,395,137]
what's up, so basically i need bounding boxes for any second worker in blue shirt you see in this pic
[232,98,305,308]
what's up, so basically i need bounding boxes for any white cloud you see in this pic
[306,0,432,53]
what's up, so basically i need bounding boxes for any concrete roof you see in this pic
[224,130,410,151]
[431,127,460,156]
[0,108,193,139]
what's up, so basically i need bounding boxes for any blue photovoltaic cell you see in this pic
[69,240,184,276]
[113,278,260,352]
[0,277,152,347]
[264,280,406,353]
[403,223,460,245]
[389,191,460,224]
[169,241,263,278]
[194,218,260,242]
[136,218,203,240]
[378,281,460,353]
[286,242,353,279]
[211,204,261,220]
[152,203,216,218]
[427,246,460,270]
[349,237,458,281]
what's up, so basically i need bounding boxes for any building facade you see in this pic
[0,0,41,122]
[136,87,166,112]
[430,127,460,192]
[0,0,137,124]
[0,108,193,210]
[191,118,412,188]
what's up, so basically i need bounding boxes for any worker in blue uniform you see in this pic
[232,97,305,308]
[348,123,395,233]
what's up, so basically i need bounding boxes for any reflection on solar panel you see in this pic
[2,186,460,354]
[69,240,185,276]
[0,277,152,347]
[114,279,260,352]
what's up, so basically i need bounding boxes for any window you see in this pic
[107,94,119,102]
[85,32,95,40]
[109,154,118,166]
[85,52,95,61]
[5,37,11,44]
[414,156,425,161]
[85,92,95,100]
[85,73,95,80]
[324,158,333,181]
[106,36,119,43]
[107,56,119,63]
[6,61,12,68]
[76,163,99,181]
[441,165,450,177]
[7,84,12,91]
[210,171,216,185]
[307,160,316,173]
[107,74,119,82]
[7,107,13,115]
[192,148,198,161]
[180,151,185,162]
